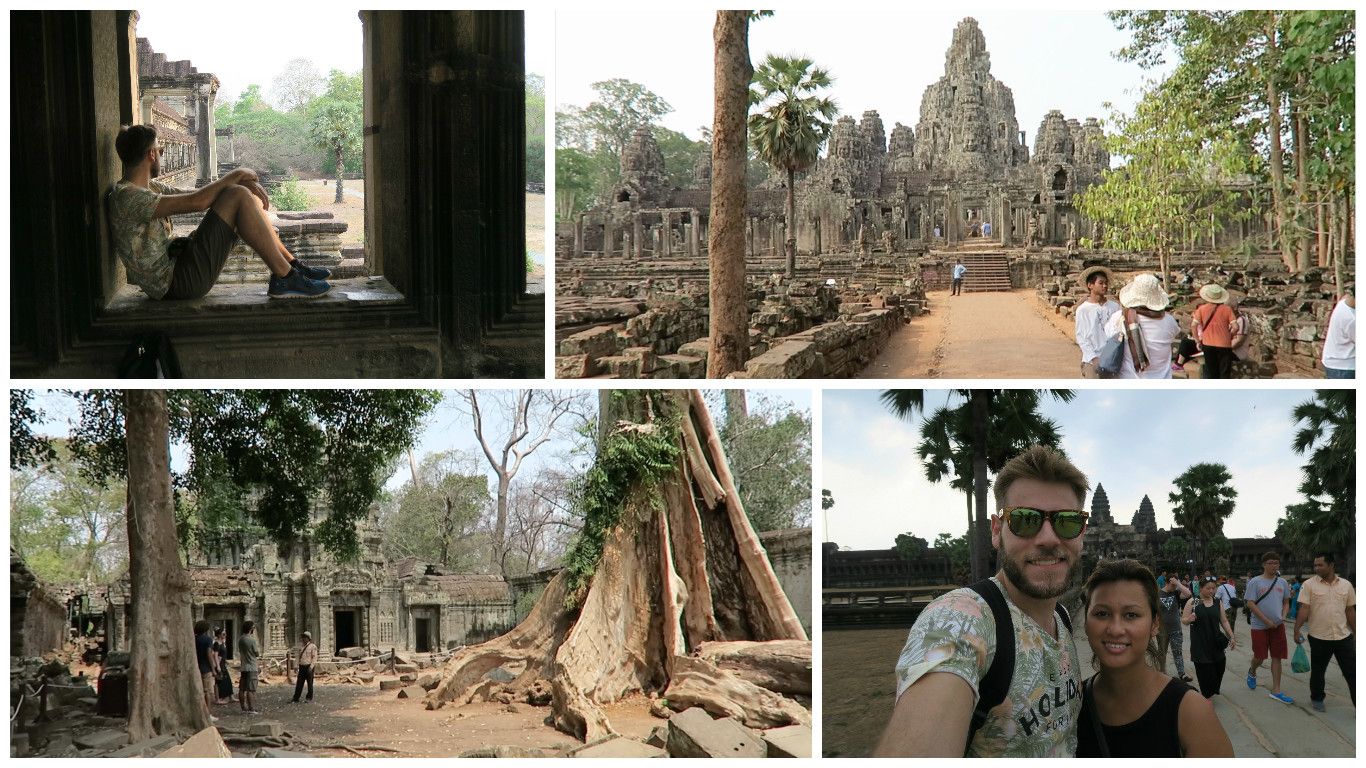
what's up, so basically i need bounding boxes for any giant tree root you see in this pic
[663,655,811,728]
[693,640,812,696]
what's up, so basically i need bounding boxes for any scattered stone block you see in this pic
[399,673,417,683]
[559,325,620,359]
[378,678,406,691]
[73,729,127,751]
[570,736,667,759]
[555,354,592,378]
[156,726,230,758]
[646,725,668,748]
[763,724,812,758]
[394,663,418,674]
[397,686,426,699]
[249,720,286,737]
[666,707,765,758]
[108,735,178,757]
[417,672,440,690]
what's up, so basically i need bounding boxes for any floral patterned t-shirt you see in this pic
[108,179,189,299]
[894,576,1082,757]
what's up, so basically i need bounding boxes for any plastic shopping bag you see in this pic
[1291,642,1310,674]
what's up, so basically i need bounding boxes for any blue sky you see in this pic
[821,388,1330,550]
[558,10,1165,150]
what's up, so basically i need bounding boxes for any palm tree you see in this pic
[1168,463,1237,567]
[883,389,1075,582]
[748,55,838,277]
[308,98,362,204]
[1280,390,1355,577]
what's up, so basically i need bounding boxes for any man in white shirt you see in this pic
[1074,266,1120,379]
[1321,289,1355,379]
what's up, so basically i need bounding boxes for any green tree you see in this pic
[10,442,127,585]
[557,79,674,162]
[1161,534,1191,571]
[748,54,838,277]
[1277,390,1355,576]
[554,146,614,220]
[527,73,546,186]
[235,84,269,115]
[10,390,56,469]
[382,450,491,571]
[883,390,1075,582]
[307,95,362,203]
[894,532,929,559]
[719,393,811,532]
[1168,462,1237,567]
[1207,534,1232,572]
[655,126,709,189]
[933,532,971,585]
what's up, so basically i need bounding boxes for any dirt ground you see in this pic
[821,628,906,757]
[860,289,1082,378]
[208,677,661,757]
[295,179,365,248]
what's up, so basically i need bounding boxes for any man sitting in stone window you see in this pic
[108,124,332,300]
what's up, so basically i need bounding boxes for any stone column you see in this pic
[633,214,644,259]
[999,197,1012,247]
[688,209,700,256]
[573,215,584,257]
[813,218,821,256]
[947,198,959,245]
[318,595,333,661]
[747,218,755,257]
[603,223,615,256]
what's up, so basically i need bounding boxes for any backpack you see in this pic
[118,332,183,378]
[964,578,1073,754]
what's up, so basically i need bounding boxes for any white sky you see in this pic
[26,389,809,502]
[822,388,1330,551]
[556,10,1162,143]
[133,7,552,107]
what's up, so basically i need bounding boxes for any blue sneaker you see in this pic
[1269,692,1294,704]
[268,268,330,299]
[290,260,332,280]
[1246,673,1257,690]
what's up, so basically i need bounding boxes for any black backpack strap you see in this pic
[965,578,1013,755]
[1055,602,1072,634]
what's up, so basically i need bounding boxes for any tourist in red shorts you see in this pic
[1245,551,1294,704]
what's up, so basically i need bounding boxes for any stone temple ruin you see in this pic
[556,17,1334,379]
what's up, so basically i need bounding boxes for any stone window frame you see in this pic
[10,10,529,378]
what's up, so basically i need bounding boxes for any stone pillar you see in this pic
[195,81,218,185]
[688,209,700,256]
[747,218,755,257]
[318,595,333,660]
[573,215,584,257]
[947,198,959,245]
[813,218,821,256]
[633,214,644,259]
[603,223,614,256]
[999,197,1012,247]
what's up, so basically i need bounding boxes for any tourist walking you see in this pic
[238,621,261,715]
[292,631,318,703]
[108,124,332,301]
[212,628,234,704]
[877,446,1089,757]
[1074,266,1120,379]
[1320,289,1355,378]
[1246,552,1294,704]
[1184,577,1237,698]
[194,620,219,723]
[1076,559,1232,757]
[1293,553,1356,711]
[1157,576,1193,682]
[1217,576,1241,632]
[1192,283,1236,378]
[951,259,967,296]
[1103,273,1180,379]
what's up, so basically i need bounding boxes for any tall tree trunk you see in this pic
[123,390,210,742]
[784,167,797,277]
[707,12,753,378]
[1317,189,1329,268]
[969,390,991,582]
[724,389,747,424]
[492,472,510,576]
[334,144,345,204]
[1291,80,1311,271]
[1264,14,1294,272]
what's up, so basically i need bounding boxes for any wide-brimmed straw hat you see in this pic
[1080,265,1112,285]
[1118,273,1170,311]
[1199,283,1229,304]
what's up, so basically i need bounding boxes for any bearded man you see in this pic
[875,445,1089,757]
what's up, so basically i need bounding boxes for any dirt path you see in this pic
[861,290,1081,378]
[207,678,658,757]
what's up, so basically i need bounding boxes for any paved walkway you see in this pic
[1079,618,1355,757]
[862,290,1080,378]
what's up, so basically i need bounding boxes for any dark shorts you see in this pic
[1251,624,1288,660]
[163,209,237,300]
[239,671,258,692]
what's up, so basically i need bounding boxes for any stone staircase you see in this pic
[933,242,1012,292]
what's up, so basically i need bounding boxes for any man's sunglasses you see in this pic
[1000,507,1089,540]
